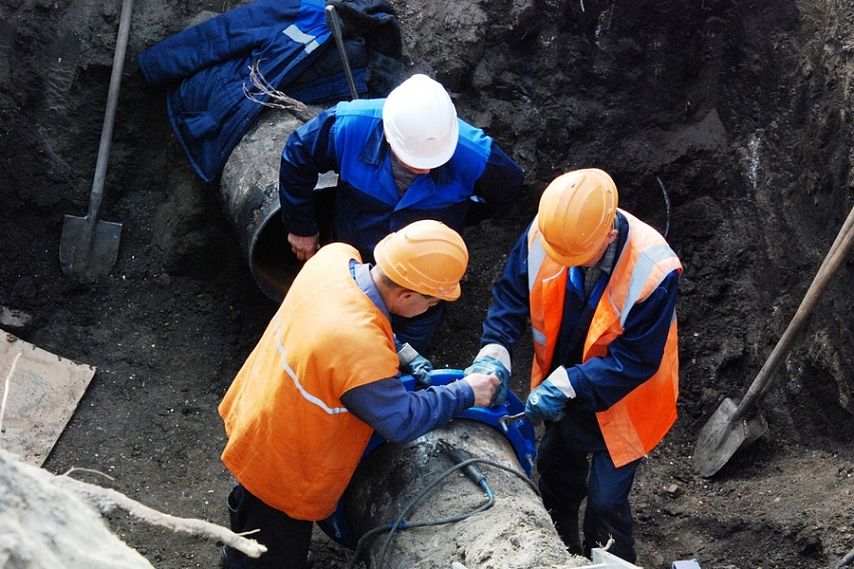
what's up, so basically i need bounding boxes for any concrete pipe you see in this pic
[342,420,591,569]
[220,107,337,302]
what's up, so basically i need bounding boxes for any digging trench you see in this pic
[0,0,852,568]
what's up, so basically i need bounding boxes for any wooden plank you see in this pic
[0,331,96,466]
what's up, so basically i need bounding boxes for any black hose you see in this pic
[347,457,537,569]
[656,175,671,238]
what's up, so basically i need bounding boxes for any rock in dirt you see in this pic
[0,448,154,569]
[0,306,32,332]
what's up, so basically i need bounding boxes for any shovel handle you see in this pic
[325,5,359,101]
[86,0,134,223]
[735,204,854,420]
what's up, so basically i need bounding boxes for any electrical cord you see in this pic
[347,456,538,569]
[655,175,671,238]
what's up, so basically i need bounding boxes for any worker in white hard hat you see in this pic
[465,169,682,563]
[219,220,499,569]
[278,73,524,360]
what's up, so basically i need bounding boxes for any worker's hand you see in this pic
[464,343,511,406]
[406,354,433,387]
[288,232,320,261]
[397,343,433,387]
[463,373,500,407]
[524,366,575,423]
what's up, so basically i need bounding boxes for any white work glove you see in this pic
[525,366,576,423]
[398,342,433,387]
[464,343,511,406]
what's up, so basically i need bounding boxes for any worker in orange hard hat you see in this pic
[219,220,498,569]
[464,168,682,563]
[279,73,524,358]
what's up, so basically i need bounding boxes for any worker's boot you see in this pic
[219,545,233,568]
[220,487,242,568]
[540,480,583,555]
[550,505,583,555]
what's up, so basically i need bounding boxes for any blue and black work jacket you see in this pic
[279,98,524,261]
[138,0,398,183]
[481,212,680,418]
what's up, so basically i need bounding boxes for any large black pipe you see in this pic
[220,107,337,302]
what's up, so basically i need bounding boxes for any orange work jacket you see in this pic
[527,210,683,467]
[219,243,399,520]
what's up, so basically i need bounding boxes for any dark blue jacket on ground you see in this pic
[138,0,399,183]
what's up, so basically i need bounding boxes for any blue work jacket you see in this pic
[279,98,524,261]
[481,212,680,415]
[341,261,474,444]
[138,0,392,182]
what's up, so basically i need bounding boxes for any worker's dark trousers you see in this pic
[537,419,641,563]
[392,301,444,354]
[222,484,313,569]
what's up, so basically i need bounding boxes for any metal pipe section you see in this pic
[220,107,337,302]
[344,421,590,569]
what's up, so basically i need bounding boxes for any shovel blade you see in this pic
[692,397,769,478]
[59,214,123,280]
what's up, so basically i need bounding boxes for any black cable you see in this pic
[656,175,672,238]
[347,457,537,569]
[376,483,494,569]
[835,545,854,569]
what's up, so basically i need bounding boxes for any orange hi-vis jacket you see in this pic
[219,243,400,520]
[527,210,683,467]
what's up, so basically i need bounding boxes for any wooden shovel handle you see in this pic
[734,204,854,420]
[86,0,134,223]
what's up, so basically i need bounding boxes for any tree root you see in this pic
[53,474,267,558]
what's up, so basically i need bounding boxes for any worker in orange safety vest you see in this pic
[464,168,682,563]
[219,220,499,569]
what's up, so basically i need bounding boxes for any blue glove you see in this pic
[464,356,510,405]
[397,343,433,387]
[406,353,433,387]
[524,366,576,423]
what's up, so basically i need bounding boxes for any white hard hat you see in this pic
[382,74,459,170]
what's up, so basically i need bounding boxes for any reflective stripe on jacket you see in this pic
[219,243,399,519]
[527,210,683,467]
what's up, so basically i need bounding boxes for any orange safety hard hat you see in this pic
[374,220,468,301]
[537,168,619,267]
[382,74,459,170]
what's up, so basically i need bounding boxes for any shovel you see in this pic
[693,204,854,478]
[59,0,133,279]
[325,5,359,100]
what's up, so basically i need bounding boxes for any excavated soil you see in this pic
[1,0,853,568]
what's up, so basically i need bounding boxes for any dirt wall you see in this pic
[0,0,852,567]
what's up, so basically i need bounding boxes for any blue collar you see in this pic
[358,121,454,184]
[351,260,390,319]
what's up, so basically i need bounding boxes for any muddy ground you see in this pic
[1,0,853,568]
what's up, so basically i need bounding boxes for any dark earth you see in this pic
[1,0,853,568]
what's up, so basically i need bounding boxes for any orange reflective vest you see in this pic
[527,210,682,467]
[219,243,399,520]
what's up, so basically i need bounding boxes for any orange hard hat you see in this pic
[537,168,619,267]
[374,220,468,301]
